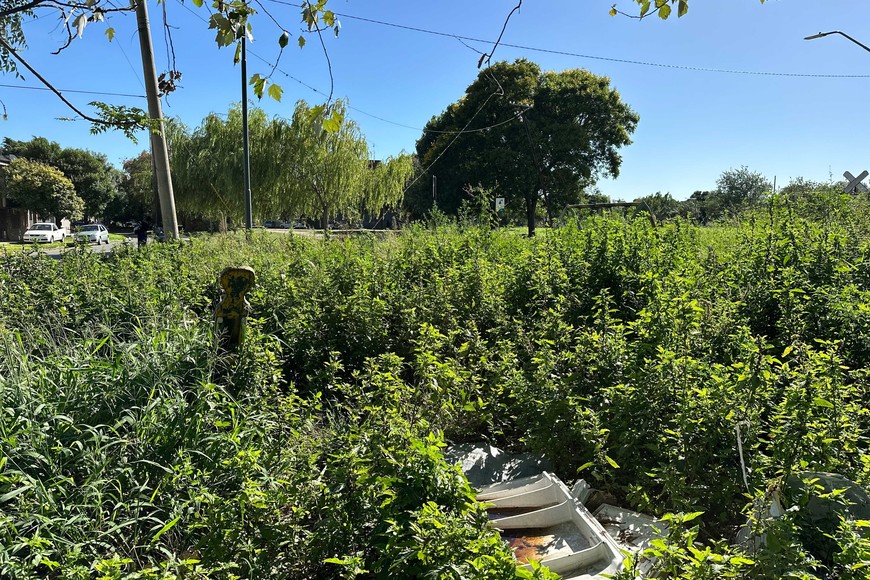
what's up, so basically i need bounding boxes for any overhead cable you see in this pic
[263,0,870,79]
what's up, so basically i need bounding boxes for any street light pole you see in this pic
[804,30,870,53]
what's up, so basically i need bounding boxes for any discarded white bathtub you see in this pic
[478,472,627,579]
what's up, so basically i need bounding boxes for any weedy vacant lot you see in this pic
[2,193,869,579]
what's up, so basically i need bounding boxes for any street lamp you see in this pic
[804,30,870,53]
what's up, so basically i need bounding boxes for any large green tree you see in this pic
[168,107,287,227]
[286,100,414,230]
[3,157,84,221]
[169,102,413,229]
[1,137,121,219]
[411,59,638,236]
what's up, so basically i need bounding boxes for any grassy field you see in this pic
[1,193,869,578]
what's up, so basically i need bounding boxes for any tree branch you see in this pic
[0,34,138,130]
[0,0,47,19]
[302,0,334,103]
[478,0,522,68]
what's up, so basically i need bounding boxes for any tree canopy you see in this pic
[3,157,84,221]
[410,59,638,236]
[1,137,121,219]
[103,150,154,223]
[168,101,413,229]
[286,100,414,229]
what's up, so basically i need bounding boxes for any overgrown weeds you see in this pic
[1,193,870,577]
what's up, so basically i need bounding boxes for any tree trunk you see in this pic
[219,214,228,233]
[321,208,329,231]
[525,192,537,237]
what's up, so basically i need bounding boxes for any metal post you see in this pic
[134,0,179,240]
[241,36,253,234]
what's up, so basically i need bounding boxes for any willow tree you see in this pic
[363,155,415,222]
[287,100,413,230]
[167,107,295,229]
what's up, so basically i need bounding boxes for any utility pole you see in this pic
[135,0,179,240]
[241,35,253,234]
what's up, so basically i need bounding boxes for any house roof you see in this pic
[0,154,14,167]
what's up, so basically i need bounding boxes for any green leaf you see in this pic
[658,3,671,19]
[321,109,343,133]
[279,31,289,48]
[267,83,283,102]
[151,516,180,543]
[577,461,594,472]
[249,74,267,99]
[192,0,203,6]
[605,455,620,469]
[678,0,688,16]
[104,27,115,42]
[298,35,306,48]
[0,485,31,503]
[682,511,704,522]
[813,397,834,408]
[640,0,651,16]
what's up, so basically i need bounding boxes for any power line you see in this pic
[174,0,522,136]
[114,32,147,91]
[0,82,145,98]
[247,49,520,135]
[262,0,870,79]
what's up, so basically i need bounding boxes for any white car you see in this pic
[22,223,66,243]
[74,223,110,245]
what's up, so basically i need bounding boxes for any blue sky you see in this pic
[3,0,870,200]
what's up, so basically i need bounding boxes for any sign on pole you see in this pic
[495,197,505,212]
[844,170,869,193]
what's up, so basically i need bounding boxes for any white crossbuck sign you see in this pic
[844,170,869,193]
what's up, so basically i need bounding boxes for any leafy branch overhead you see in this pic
[612,0,765,20]
[0,0,341,132]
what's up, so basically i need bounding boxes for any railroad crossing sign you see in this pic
[844,170,869,193]
[495,197,505,212]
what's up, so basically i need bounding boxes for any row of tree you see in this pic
[165,100,413,230]
[0,100,415,230]
[3,59,833,232]
[0,137,153,225]
[632,168,849,224]
[0,58,643,232]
